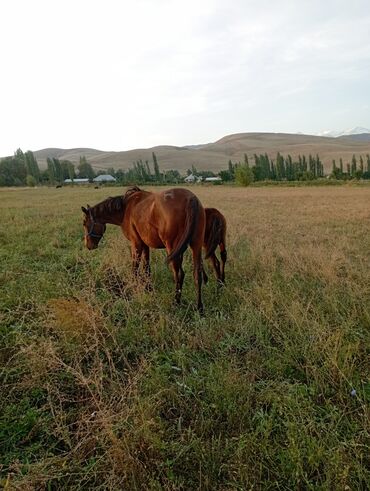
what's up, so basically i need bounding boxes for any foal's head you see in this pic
[81,205,106,250]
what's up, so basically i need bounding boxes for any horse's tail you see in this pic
[204,212,224,259]
[166,196,202,264]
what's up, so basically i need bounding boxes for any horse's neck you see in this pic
[94,207,124,226]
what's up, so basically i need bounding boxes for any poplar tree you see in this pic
[47,157,56,184]
[359,155,364,174]
[25,151,40,182]
[152,152,160,182]
[78,156,95,180]
[145,160,151,179]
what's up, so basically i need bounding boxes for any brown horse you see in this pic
[82,187,206,311]
[202,207,227,285]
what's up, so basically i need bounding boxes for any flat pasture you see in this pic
[0,185,369,489]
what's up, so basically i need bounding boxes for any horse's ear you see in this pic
[87,204,90,208]
[81,206,88,214]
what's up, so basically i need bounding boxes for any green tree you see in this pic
[12,149,27,184]
[61,160,75,180]
[78,156,95,180]
[47,157,56,184]
[152,152,161,182]
[26,175,37,187]
[359,155,364,175]
[235,165,254,186]
[219,170,233,182]
[53,158,63,184]
[276,152,285,180]
[0,157,17,186]
[24,151,40,182]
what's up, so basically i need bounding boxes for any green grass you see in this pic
[0,186,369,490]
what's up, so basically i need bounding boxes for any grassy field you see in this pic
[1,185,369,490]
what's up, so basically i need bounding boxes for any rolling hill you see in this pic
[31,132,370,174]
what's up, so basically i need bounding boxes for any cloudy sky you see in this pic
[1,0,369,155]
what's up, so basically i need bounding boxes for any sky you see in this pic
[1,0,370,155]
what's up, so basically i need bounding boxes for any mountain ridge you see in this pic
[7,132,370,174]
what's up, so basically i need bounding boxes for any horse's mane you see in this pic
[124,186,141,198]
[90,187,142,218]
[91,195,124,217]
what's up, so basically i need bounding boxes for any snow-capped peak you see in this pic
[317,127,370,138]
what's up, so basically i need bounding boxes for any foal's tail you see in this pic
[166,196,202,264]
[204,212,225,259]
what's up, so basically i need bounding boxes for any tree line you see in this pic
[218,152,370,185]
[0,149,98,186]
[2,148,370,187]
[0,150,183,186]
[331,154,370,180]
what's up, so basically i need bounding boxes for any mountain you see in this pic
[29,132,370,174]
[318,127,370,138]
[338,133,370,142]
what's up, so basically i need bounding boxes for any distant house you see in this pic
[205,176,222,182]
[93,174,116,183]
[64,178,89,184]
[184,173,202,183]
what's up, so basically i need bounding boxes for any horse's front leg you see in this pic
[142,245,152,291]
[131,242,143,279]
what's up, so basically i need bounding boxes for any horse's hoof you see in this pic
[197,304,205,316]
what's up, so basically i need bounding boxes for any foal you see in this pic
[82,187,206,311]
[203,207,227,284]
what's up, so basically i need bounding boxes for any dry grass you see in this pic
[0,184,369,489]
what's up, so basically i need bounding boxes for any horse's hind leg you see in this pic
[208,253,222,283]
[202,266,209,284]
[220,243,227,284]
[192,248,203,313]
[170,254,185,304]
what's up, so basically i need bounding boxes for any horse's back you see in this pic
[124,188,205,252]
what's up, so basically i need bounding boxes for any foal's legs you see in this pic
[208,253,222,283]
[169,254,185,304]
[220,243,227,284]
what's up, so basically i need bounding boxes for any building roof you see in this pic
[93,174,116,182]
[184,173,201,182]
[64,178,89,183]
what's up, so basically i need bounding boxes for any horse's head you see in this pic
[81,205,106,250]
